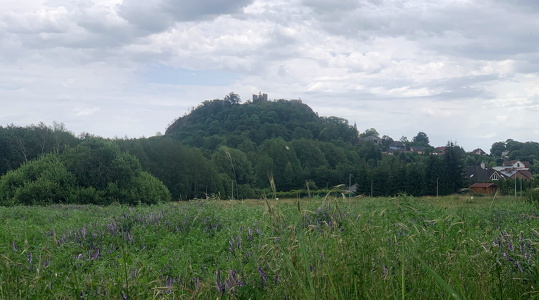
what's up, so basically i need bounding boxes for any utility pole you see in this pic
[514,177,517,199]
[349,174,352,188]
[436,177,439,197]
[520,178,523,198]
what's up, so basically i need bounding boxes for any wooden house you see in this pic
[469,183,498,194]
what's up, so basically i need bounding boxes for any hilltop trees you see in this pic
[165,98,358,146]
[490,140,539,162]
[223,92,241,105]
[490,141,506,157]
[412,132,430,146]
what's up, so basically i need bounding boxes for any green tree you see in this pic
[0,139,170,206]
[412,132,430,146]
[442,142,465,194]
[224,92,241,105]
[212,146,254,187]
[257,138,303,191]
[490,142,506,157]
[359,128,380,138]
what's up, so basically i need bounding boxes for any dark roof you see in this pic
[465,166,497,182]
[470,183,497,188]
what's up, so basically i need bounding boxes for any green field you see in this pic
[1,195,538,299]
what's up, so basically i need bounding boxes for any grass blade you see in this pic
[416,257,465,300]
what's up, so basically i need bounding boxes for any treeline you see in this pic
[0,122,79,175]
[0,138,170,206]
[115,136,465,199]
[2,97,539,204]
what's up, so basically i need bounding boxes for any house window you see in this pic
[517,163,520,167]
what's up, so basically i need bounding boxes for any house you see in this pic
[512,170,534,180]
[492,160,533,181]
[465,164,504,183]
[362,135,381,145]
[472,148,487,155]
[410,146,427,154]
[433,146,446,155]
[470,183,498,194]
[502,160,530,170]
[388,142,407,151]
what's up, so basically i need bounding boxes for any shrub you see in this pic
[0,139,170,206]
[525,188,539,206]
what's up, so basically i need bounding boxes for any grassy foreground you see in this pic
[0,195,538,299]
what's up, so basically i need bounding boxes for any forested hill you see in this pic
[3,98,539,203]
[165,98,359,148]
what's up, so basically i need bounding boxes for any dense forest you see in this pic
[1,94,539,204]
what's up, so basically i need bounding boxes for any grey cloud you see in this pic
[427,75,496,100]
[300,0,539,61]
[301,0,361,14]
[118,0,254,32]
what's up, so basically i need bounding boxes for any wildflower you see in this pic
[258,266,268,288]
[216,269,225,294]
[89,248,101,260]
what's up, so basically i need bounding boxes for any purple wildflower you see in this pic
[216,269,225,294]
[89,248,101,260]
[258,266,268,288]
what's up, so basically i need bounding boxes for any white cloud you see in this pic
[74,107,100,117]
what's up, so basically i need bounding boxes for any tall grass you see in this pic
[0,195,537,299]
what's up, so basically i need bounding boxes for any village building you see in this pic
[471,148,487,155]
[410,146,427,154]
[470,182,498,194]
[465,163,503,183]
[388,141,407,151]
[433,146,446,155]
[362,135,382,145]
[493,160,534,181]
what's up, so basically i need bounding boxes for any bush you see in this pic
[0,139,170,206]
[525,188,539,206]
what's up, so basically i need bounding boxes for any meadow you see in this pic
[0,195,538,299]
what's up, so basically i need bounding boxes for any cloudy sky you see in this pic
[1,0,538,152]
